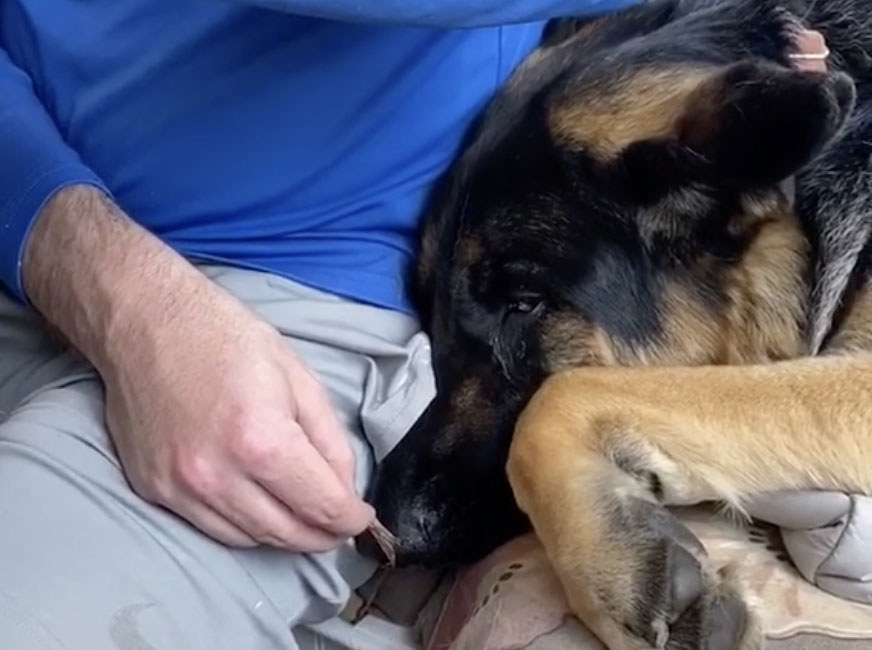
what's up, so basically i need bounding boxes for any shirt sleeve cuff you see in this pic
[0,165,108,304]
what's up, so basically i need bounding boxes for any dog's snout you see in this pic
[402,508,438,551]
[354,503,440,566]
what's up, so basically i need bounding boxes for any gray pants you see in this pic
[0,266,436,650]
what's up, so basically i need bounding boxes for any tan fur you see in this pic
[719,206,810,362]
[540,199,809,374]
[540,313,618,371]
[643,282,727,364]
[508,354,872,650]
[509,214,864,648]
[508,152,867,650]
[549,68,711,158]
[445,16,871,648]
[827,280,872,353]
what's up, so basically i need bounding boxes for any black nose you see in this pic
[354,528,389,564]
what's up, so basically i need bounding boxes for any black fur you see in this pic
[358,0,872,568]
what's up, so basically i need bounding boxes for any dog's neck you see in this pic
[779,13,872,352]
[773,170,872,355]
[802,176,872,354]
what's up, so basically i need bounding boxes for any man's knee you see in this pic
[0,379,371,650]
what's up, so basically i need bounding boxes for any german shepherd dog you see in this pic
[357,0,872,648]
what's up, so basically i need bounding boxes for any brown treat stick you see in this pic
[367,518,398,568]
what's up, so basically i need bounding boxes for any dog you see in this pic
[356,1,872,648]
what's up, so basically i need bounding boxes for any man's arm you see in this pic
[0,47,105,302]
[23,185,206,376]
[23,185,374,550]
[208,0,640,27]
[0,44,373,550]
[0,2,642,302]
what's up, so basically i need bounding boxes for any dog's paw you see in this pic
[666,565,762,650]
[567,498,763,650]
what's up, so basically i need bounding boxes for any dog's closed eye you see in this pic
[509,295,543,314]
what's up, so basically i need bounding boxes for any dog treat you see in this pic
[368,518,398,568]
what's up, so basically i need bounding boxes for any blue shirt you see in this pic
[0,0,636,313]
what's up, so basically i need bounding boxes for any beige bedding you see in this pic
[422,507,872,650]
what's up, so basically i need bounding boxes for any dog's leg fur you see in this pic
[507,352,872,650]
[506,31,872,647]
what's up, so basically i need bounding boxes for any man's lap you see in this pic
[0,266,435,650]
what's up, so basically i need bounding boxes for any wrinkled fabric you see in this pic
[746,492,872,604]
[0,265,437,650]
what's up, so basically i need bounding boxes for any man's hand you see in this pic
[104,292,374,550]
[23,185,374,550]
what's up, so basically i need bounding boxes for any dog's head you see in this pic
[358,0,855,567]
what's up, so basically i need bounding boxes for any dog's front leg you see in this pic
[506,354,872,650]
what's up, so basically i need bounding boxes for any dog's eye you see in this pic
[508,296,543,314]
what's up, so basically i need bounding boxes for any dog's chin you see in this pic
[355,532,491,569]
[354,521,468,568]
[391,537,475,569]
[356,500,530,569]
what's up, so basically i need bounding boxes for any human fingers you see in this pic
[213,476,345,552]
[243,419,374,537]
[290,366,357,490]
[164,494,259,548]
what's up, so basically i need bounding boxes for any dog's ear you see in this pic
[673,61,855,186]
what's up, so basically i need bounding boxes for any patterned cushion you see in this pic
[421,506,872,650]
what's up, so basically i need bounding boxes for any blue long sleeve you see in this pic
[231,0,639,26]
[0,0,639,312]
[0,48,105,302]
